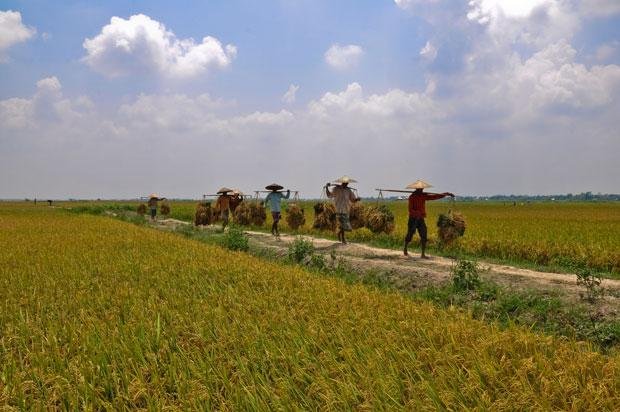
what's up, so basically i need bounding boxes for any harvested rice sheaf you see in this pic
[136,204,147,215]
[233,202,252,225]
[249,202,267,226]
[364,205,395,234]
[194,202,212,226]
[160,203,171,216]
[313,202,337,231]
[437,211,466,245]
[234,202,267,226]
[286,204,305,230]
[349,202,367,230]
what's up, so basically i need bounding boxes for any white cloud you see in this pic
[580,0,620,17]
[82,14,236,78]
[595,41,619,62]
[419,41,438,61]
[282,84,299,104]
[324,44,363,70]
[0,10,36,61]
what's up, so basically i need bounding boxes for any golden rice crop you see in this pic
[0,204,619,409]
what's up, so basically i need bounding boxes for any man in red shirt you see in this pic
[403,180,454,258]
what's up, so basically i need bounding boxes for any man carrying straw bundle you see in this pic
[215,187,234,229]
[147,193,166,221]
[403,180,454,258]
[325,176,360,244]
[264,183,290,238]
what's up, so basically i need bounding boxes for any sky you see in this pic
[1,0,619,199]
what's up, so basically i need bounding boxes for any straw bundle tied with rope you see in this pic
[364,205,395,234]
[285,204,305,230]
[160,202,171,216]
[194,202,212,226]
[349,202,367,230]
[313,202,337,231]
[437,211,466,245]
[234,201,267,226]
[137,204,147,215]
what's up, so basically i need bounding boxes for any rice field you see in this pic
[1,203,620,409]
[165,200,620,274]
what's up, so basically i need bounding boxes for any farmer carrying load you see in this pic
[215,187,234,229]
[230,189,244,213]
[325,176,360,244]
[147,193,166,221]
[264,183,290,238]
[403,180,454,258]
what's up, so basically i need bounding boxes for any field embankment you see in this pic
[1,205,620,409]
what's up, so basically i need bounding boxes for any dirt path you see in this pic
[146,217,620,306]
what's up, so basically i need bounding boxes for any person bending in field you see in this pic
[403,180,454,258]
[215,188,233,229]
[326,176,360,244]
[264,183,290,238]
[147,194,166,221]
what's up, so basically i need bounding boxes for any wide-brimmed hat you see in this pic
[333,175,358,184]
[265,183,284,191]
[217,187,233,194]
[149,193,159,199]
[406,180,433,189]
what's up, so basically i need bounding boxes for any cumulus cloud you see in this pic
[82,14,236,78]
[282,84,299,104]
[420,41,438,61]
[0,10,36,61]
[324,44,363,70]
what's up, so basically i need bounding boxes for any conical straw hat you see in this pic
[232,189,244,196]
[334,175,358,184]
[406,180,433,189]
[265,183,284,191]
[217,187,233,194]
[149,193,159,199]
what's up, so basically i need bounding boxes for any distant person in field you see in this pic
[215,188,233,229]
[326,176,360,244]
[264,183,290,238]
[147,194,166,221]
[403,180,454,258]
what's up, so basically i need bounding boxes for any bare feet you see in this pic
[403,248,409,256]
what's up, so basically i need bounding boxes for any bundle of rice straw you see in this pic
[233,202,252,225]
[349,202,367,230]
[313,202,337,231]
[285,204,305,230]
[233,202,266,226]
[249,202,267,226]
[437,211,466,245]
[137,204,147,215]
[194,202,212,226]
[160,203,171,216]
[364,205,395,234]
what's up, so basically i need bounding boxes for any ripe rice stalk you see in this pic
[437,211,466,245]
[364,205,395,234]
[313,202,336,231]
[286,204,305,230]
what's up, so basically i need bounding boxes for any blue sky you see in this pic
[1,0,619,198]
